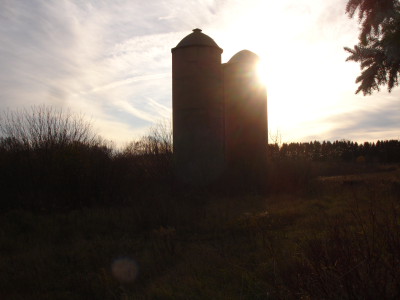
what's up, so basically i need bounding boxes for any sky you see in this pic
[0,0,399,146]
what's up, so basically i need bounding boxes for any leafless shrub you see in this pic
[0,104,98,151]
[0,105,118,211]
[120,119,173,185]
[268,127,283,147]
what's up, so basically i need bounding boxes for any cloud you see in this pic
[158,15,176,20]
[283,3,312,15]
[92,117,149,147]
[280,0,359,47]
[325,110,399,141]
[77,73,171,95]
[0,1,108,107]
[144,97,172,119]
[297,92,400,143]
[113,100,158,123]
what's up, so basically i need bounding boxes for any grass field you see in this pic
[1,165,400,299]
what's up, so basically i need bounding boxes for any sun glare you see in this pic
[256,60,267,85]
[216,0,350,142]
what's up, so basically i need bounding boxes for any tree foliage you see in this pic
[344,0,400,95]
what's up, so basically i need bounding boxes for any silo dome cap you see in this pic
[227,50,261,65]
[172,28,223,52]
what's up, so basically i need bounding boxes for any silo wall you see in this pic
[172,46,224,186]
[223,62,268,182]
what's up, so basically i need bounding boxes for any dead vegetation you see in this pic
[0,167,399,299]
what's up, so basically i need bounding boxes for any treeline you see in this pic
[0,105,399,213]
[268,139,400,163]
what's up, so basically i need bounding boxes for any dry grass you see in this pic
[1,166,399,299]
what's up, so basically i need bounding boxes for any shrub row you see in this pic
[6,105,394,212]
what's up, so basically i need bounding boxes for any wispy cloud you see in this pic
[144,97,172,118]
[114,100,158,123]
[293,92,400,143]
[158,15,176,20]
[75,73,171,95]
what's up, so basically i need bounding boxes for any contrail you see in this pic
[115,100,158,123]
[74,73,171,95]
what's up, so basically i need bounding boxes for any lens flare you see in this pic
[111,257,139,283]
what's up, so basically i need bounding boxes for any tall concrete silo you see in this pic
[223,50,268,181]
[171,29,224,186]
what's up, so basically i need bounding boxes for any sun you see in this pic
[256,60,268,85]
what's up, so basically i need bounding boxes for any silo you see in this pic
[171,29,224,186]
[223,50,268,183]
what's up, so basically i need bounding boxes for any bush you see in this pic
[357,155,365,163]
[0,105,118,211]
[120,119,173,186]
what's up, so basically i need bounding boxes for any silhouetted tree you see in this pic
[344,0,400,95]
[0,105,118,211]
[267,139,400,164]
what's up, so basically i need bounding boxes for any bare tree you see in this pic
[268,127,283,147]
[123,118,172,157]
[0,104,98,151]
[121,118,173,182]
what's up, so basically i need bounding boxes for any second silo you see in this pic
[223,50,268,180]
[171,29,224,186]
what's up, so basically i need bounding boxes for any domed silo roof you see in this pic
[172,28,223,52]
[227,50,260,65]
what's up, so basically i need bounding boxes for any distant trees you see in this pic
[268,139,400,163]
[344,0,400,95]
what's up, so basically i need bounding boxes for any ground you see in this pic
[1,165,399,299]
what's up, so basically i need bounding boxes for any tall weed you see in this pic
[268,192,400,299]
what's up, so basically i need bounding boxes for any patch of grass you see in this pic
[1,167,400,299]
